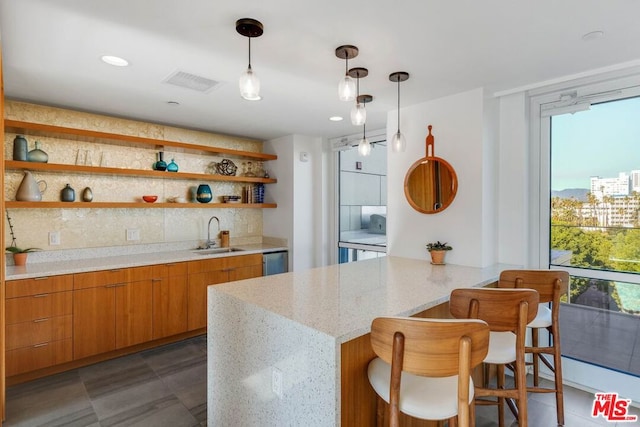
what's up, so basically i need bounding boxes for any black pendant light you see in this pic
[236,18,264,101]
[389,71,410,152]
[335,45,359,102]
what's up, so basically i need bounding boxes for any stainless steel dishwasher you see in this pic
[263,250,288,275]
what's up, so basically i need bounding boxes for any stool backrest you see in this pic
[449,288,539,332]
[370,317,489,377]
[498,269,569,304]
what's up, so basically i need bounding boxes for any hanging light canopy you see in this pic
[358,123,372,157]
[236,18,264,101]
[348,67,368,125]
[335,45,359,102]
[389,71,410,152]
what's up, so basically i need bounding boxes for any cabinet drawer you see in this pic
[6,291,72,325]
[74,269,128,289]
[188,257,225,274]
[226,254,262,269]
[6,339,73,377]
[152,262,188,278]
[6,275,73,298]
[6,315,73,350]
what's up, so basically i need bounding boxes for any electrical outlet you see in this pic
[272,367,283,399]
[48,231,61,246]
[126,229,140,241]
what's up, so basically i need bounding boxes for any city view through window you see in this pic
[551,96,640,318]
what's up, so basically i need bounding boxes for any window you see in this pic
[336,135,387,263]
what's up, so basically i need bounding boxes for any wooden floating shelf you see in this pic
[4,161,277,184]
[5,201,277,209]
[4,119,277,161]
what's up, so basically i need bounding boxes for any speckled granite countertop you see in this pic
[5,243,287,281]
[210,256,517,343]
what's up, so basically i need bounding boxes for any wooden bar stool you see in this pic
[498,269,569,426]
[450,288,539,427]
[367,317,490,427]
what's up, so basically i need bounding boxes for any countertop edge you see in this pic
[5,244,288,280]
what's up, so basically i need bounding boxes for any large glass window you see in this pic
[550,95,640,377]
[337,140,387,263]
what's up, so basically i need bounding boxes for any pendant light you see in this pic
[236,18,264,101]
[358,123,372,157]
[389,72,409,152]
[349,67,368,125]
[335,45,359,102]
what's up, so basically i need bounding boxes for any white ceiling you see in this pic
[1,0,640,141]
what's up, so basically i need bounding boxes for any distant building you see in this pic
[590,173,631,200]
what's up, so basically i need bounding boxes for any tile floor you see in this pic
[4,335,639,426]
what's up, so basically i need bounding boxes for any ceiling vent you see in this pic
[163,70,220,93]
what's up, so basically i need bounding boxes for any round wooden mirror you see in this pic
[404,126,458,214]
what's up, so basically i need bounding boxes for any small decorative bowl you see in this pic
[142,195,158,203]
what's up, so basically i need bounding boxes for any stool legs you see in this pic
[528,324,564,426]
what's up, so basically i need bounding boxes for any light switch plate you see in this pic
[48,231,61,246]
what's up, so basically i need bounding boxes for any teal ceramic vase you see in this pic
[13,135,28,161]
[27,141,49,163]
[196,184,212,203]
[167,159,179,172]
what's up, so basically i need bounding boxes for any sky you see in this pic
[551,96,640,191]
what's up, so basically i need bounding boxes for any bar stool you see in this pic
[498,269,569,426]
[450,288,539,427]
[367,317,490,427]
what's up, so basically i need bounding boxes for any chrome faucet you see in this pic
[205,216,220,248]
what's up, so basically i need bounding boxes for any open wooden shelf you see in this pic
[5,161,277,184]
[4,119,277,162]
[4,201,277,209]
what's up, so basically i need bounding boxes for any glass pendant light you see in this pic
[236,18,264,101]
[358,123,372,157]
[335,45,359,102]
[389,72,410,152]
[349,67,368,125]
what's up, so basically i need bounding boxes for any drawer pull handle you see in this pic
[165,263,177,266]
[108,269,122,273]
[104,283,126,288]
[151,278,163,282]
[33,318,49,323]
[33,293,50,298]
[33,342,49,348]
[33,276,50,281]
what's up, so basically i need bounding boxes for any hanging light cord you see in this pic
[356,72,360,101]
[396,78,401,134]
[344,50,349,76]
[247,37,252,70]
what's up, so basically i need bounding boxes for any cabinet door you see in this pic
[152,275,188,339]
[228,254,263,282]
[73,286,116,359]
[187,270,227,331]
[115,280,153,349]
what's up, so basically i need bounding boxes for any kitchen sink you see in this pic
[192,247,245,255]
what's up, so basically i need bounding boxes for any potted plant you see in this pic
[5,210,40,266]
[6,246,40,266]
[426,241,452,265]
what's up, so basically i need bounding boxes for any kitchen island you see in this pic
[207,256,515,426]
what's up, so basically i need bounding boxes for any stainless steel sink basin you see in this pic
[192,247,245,255]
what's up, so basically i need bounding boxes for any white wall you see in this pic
[386,88,496,267]
[264,134,324,272]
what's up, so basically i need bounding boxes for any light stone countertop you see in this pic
[5,243,287,281]
[210,256,517,343]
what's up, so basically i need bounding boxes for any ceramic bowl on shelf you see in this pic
[142,195,158,203]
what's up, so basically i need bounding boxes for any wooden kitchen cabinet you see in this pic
[152,262,189,339]
[73,266,153,359]
[187,254,263,330]
[4,274,74,376]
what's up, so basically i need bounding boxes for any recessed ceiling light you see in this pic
[329,116,343,122]
[101,55,129,67]
[582,30,604,42]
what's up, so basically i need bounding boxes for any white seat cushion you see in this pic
[484,331,516,364]
[528,303,552,328]
[367,357,474,421]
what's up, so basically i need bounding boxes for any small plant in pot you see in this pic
[426,241,452,265]
[5,210,40,267]
[6,246,40,266]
